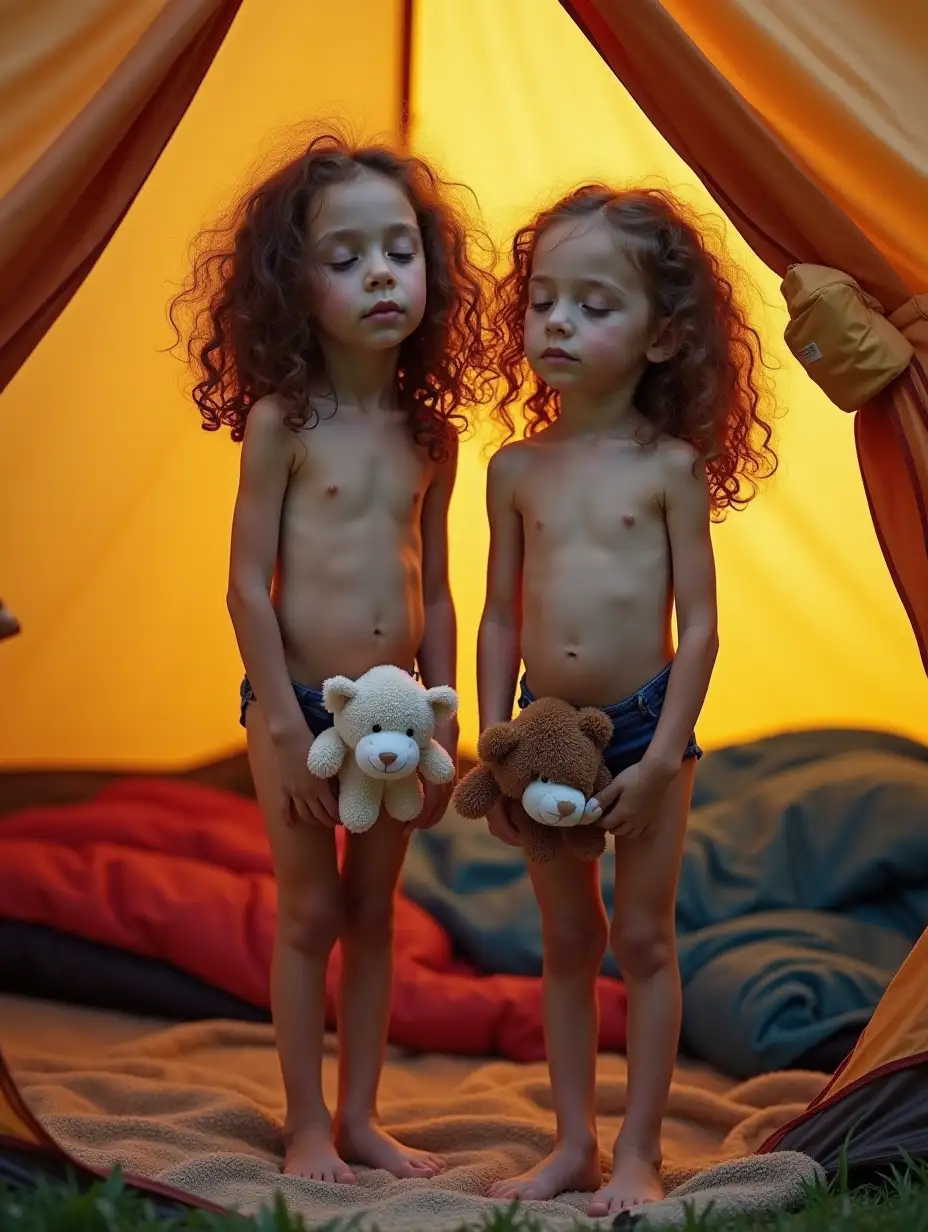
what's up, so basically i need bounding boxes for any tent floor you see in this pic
[0,992,829,1226]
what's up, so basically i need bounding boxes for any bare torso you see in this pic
[275,409,432,687]
[510,434,676,707]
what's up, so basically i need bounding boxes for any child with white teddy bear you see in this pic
[172,132,496,1185]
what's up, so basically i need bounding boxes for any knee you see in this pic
[277,891,342,958]
[610,915,674,980]
[543,911,609,977]
[342,887,396,948]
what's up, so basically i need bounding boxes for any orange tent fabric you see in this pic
[0,0,243,393]
[759,927,928,1175]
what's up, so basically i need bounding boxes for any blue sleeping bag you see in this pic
[404,729,928,1077]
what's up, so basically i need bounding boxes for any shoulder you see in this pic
[655,437,706,489]
[241,396,298,467]
[653,438,709,517]
[488,439,535,488]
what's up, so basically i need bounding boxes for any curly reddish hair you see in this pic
[491,185,778,514]
[168,131,498,463]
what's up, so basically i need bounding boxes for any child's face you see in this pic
[524,214,661,399]
[307,170,428,351]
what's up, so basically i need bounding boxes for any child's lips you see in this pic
[365,300,403,319]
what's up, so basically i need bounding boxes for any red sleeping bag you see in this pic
[0,779,627,1060]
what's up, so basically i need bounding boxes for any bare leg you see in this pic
[488,853,607,1200]
[588,761,694,1217]
[246,706,355,1183]
[334,813,444,1178]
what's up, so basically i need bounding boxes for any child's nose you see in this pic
[367,265,395,289]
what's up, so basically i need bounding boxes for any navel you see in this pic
[535,518,543,531]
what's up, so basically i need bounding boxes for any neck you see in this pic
[555,377,642,439]
[317,338,400,412]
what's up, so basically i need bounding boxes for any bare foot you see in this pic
[488,1140,601,1201]
[337,1119,444,1179]
[283,1124,357,1184]
[587,1149,663,1217]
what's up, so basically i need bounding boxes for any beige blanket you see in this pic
[3,997,827,1228]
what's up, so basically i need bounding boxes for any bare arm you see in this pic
[643,448,719,774]
[477,447,524,730]
[226,399,304,740]
[416,437,459,757]
[226,399,337,826]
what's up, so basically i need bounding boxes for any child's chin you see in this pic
[533,367,581,392]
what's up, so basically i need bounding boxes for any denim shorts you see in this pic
[517,662,702,777]
[239,677,332,738]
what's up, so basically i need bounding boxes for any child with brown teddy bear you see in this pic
[472,185,777,1217]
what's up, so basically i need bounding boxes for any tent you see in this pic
[760,926,928,1179]
[1,0,927,1214]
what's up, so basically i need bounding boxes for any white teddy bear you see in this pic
[306,664,458,833]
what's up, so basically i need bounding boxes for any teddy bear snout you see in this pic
[354,731,420,780]
[521,779,587,827]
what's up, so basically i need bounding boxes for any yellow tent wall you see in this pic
[1,0,927,769]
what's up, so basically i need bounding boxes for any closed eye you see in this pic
[390,252,416,263]
[329,258,357,271]
[529,301,552,313]
[582,305,611,317]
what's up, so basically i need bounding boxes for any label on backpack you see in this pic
[798,341,824,364]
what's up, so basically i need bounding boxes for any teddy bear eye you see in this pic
[540,776,549,784]
[406,728,414,737]
[372,724,382,734]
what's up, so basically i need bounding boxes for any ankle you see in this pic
[283,1109,332,1138]
[613,1131,662,1168]
[556,1127,598,1155]
[335,1108,377,1134]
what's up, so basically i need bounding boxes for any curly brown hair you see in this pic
[168,130,499,463]
[491,185,778,514]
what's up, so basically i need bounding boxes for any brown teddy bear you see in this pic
[453,697,613,862]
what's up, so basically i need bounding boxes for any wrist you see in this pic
[268,717,310,747]
[640,750,680,783]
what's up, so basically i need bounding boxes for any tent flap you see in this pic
[0,0,245,394]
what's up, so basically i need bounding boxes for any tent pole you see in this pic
[399,0,414,148]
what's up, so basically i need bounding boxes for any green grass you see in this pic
[2,1163,928,1232]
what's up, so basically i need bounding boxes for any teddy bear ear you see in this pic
[322,675,358,715]
[424,684,458,726]
[577,707,613,751]
[477,721,519,764]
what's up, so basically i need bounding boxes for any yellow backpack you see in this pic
[781,264,916,411]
